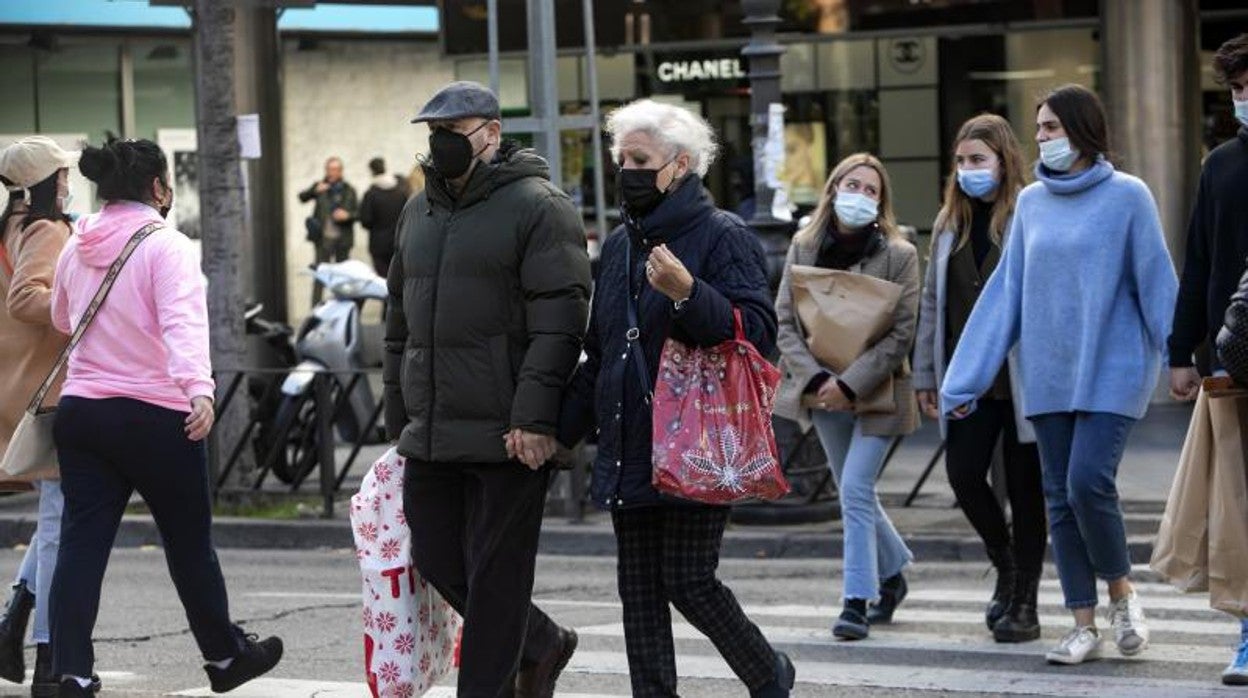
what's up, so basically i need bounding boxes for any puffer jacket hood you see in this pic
[74,200,166,268]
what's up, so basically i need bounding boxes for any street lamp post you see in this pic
[734,0,838,525]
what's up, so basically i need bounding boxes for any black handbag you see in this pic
[304,215,322,243]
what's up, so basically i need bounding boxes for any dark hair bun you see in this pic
[78,144,119,184]
[77,138,168,203]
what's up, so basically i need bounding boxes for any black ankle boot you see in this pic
[0,581,34,683]
[32,643,57,697]
[993,568,1041,643]
[985,547,1016,631]
[867,572,908,625]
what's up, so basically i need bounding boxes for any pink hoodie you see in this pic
[51,201,213,412]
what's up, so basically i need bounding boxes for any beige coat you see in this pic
[775,229,921,437]
[0,208,70,459]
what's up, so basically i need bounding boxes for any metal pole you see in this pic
[526,0,562,188]
[740,0,794,291]
[314,373,336,518]
[582,0,606,242]
[487,0,500,96]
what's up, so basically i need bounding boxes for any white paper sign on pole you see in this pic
[236,114,262,160]
[763,103,792,222]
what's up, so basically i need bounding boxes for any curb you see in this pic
[0,514,1162,564]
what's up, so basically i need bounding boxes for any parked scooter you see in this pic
[269,260,388,485]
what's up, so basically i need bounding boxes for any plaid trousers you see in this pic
[611,505,778,697]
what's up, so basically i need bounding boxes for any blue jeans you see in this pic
[1030,411,1135,609]
[12,481,62,644]
[811,411,913,601]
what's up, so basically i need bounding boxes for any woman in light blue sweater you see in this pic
[941,85,1178,666]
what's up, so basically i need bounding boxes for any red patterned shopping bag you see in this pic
[352,448,462,697]
[651,309,788,504]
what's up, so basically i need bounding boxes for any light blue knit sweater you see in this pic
[940,159,1178,420]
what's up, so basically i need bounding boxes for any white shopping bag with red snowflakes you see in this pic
[352,448,462,698]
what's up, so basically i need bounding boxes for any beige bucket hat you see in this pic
[0,136,80,189]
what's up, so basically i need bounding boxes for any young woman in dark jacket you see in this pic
[559,99,793,698]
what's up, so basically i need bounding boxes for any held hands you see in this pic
[185,396,215,442]
[816,380,854,412]
[315,181,330,195]
[504,429,556,471]
[645,245,694,303]
[1169,367,1200,402]
[948,403,973,420]
[331,208,350,223]
[916,390,940,420]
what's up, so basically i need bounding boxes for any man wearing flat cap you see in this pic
[383,80,590,697]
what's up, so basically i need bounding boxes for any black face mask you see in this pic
[429,122,490,180]
[616,160,677,218]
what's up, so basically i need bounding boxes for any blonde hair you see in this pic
[932,113,1028,251]
[604,99,719,177]
[794,153,900,245]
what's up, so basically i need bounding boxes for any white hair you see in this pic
[605,99,719,177]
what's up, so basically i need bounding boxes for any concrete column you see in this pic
[1100,0,1201,263]
[233,7,288,322]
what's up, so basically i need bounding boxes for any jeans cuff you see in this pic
[1065,598,1098,610]
[1095,568,1132,583]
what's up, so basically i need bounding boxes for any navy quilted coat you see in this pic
[558,175,778,509]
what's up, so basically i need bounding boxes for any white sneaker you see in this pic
[1223,640,1248,685]
[1046,626,1103,665]
[1108,591,1150,656]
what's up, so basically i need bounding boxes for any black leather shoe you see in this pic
[56,681,91,698]
[750,650,796,698]
[985,547,1017,631]
[993,568,1041,643]
[516,627,578,698]
[866,573,908,625]
[204,633,284,694]
[0,581,34,683]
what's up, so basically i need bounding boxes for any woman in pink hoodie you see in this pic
[48,139,282,697]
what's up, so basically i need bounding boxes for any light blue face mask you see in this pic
[1235,98,1248,129]
[956,168,999,199]
[833,191,879,230]
[1039,137,1080,173]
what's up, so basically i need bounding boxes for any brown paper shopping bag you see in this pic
[1150,391,1212,593]
[1207,393,1248,619]
[789,265,903,373]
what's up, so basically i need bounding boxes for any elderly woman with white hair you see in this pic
[559,99,794,696]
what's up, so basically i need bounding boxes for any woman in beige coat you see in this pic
[775,153,920,641]
[0,137,78,697]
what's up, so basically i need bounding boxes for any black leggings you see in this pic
[945,399,1047,573]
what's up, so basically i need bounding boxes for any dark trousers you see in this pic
[945,399,1047,573]
[611,505,776,697]
[51,397,242,678]
[403,461,561,698]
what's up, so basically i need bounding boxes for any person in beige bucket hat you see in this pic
[0,135,83,697]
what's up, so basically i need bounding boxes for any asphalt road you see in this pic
[0,546,1240,697]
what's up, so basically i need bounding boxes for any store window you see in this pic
[0,44,37,134]
[36,41,121,145]
[133,40,196,141]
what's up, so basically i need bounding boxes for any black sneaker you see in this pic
[867,573,908,625]
[204,634,284,694]
[832,603,869,641]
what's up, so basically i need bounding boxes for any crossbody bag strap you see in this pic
[26,221,163,413]
[624,238,653,405]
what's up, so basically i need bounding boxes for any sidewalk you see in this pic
[0,402,1194,561]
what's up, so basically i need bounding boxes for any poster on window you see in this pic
[0,133,93,220]
[778,122,828,206]
[156,128,201,241]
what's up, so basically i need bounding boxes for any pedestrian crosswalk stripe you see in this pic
[564,650,1239,696]
[904,587,1222,613]
[539,598,1240,638]
[575,621,1237,666]
[171,678,370,697]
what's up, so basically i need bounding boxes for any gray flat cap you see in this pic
[411,81,501,124]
